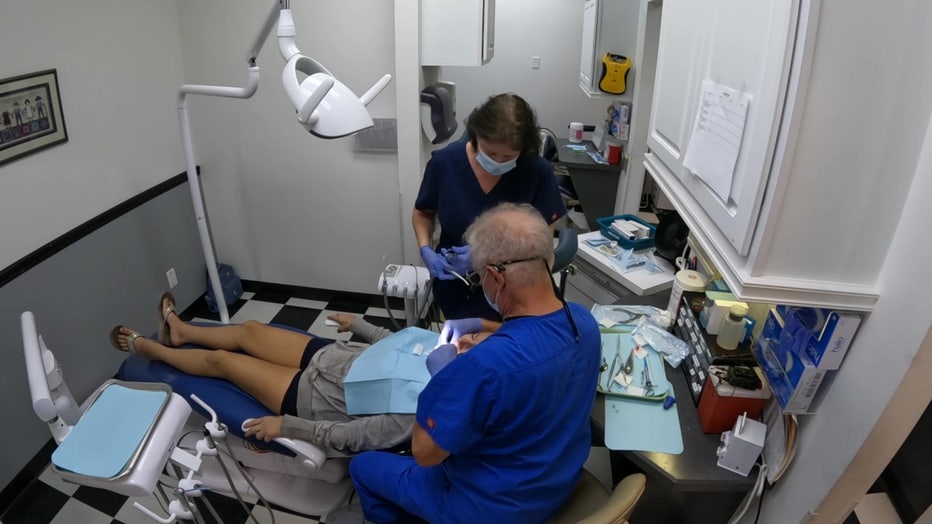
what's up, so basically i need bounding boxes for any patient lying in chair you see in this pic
[110,293,413,453]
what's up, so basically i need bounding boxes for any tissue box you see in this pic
[776,306,861,370]
[753,309,825,414]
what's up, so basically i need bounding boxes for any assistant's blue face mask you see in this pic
[476,148,517,176]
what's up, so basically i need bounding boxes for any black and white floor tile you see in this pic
[1,282,407,524]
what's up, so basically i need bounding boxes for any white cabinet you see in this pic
[421,0,495,67]
[578,0,642,97]
[643,0,922,312]
[648,1,796,256]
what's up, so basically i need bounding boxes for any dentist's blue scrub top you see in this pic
[414,141,566,320]
[415,302,601,523]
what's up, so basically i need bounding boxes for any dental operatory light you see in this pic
[277,10,392,138]
[180,0,392,323]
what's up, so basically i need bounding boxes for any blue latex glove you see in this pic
[420,246,456,280]
[440,245,472,277]
[439,317,483,346]
[426,344,458,376]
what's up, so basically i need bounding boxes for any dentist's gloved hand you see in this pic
[439,317,483,346]
[440,245,472,277]
[426,344,458,376]
[420,246,456,280]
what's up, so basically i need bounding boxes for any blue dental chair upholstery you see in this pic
[116,323,317,456]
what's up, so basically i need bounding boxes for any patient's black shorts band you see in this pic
[281,336,334,415]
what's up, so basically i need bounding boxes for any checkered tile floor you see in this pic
[1,281,411,524]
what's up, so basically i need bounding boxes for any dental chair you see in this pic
[553,227,578,299]
[116,323,357,517]
[549,471,647,524]
[22,311,355,521]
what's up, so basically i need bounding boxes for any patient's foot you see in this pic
[110,326,154,357]
[159,293,184,347]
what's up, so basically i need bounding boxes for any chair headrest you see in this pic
[553,228,578,273]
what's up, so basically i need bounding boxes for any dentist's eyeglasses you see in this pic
[449,258,539,289]
[454,257,580,342]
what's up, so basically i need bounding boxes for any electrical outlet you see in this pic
[166,268,178,289]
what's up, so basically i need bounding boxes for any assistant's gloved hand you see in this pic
[440,245,472,277]
[426,344,458,376]
[420,246,456,280]
[439,317,483,346]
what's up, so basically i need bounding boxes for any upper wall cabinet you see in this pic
[644,0,917,312]
[421,0,495,67]
[579,0,642,98]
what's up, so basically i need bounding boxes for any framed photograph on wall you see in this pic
[0,69,68,166]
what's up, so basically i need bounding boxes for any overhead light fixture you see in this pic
[277,9,392,138]
[177,0,392,322]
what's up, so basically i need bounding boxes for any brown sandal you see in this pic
[109,325,143,355]
[157,291,177,346]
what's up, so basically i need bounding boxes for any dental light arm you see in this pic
[179,0,392,323]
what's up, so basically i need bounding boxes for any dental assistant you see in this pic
[413,93,566,321]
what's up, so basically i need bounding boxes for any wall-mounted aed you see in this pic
[599,53,632,95]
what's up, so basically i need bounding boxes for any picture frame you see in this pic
[0,69,68,166]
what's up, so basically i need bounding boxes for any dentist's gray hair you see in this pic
[464,203,554,287]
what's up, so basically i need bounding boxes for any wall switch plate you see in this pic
[166,268,178,289]
[531,56,541,69]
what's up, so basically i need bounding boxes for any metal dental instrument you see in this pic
[623,345,635,377]
[643,356,656,396]
[599,341,610,389]
[607,341,623,391]
[446,269,472,287]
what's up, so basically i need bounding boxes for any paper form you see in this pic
[682,80,751,202]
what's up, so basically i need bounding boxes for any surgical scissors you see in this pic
[642,357,656,396]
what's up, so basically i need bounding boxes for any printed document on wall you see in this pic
[682,80,750,203]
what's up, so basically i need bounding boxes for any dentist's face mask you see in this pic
[480,269,500,313]
[475,141,519,176]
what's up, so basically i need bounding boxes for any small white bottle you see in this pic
[716,303,749,351]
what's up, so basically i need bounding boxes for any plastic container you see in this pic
[595,214,657,250]
[606,140,622,165]
[697,369,770,433]
[666,269,708,320]
[569,122,584,143]
[717,303,750,350]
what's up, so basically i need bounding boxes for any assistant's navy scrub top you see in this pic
[414,140,566,250]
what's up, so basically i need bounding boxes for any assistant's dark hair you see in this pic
[465,93,540,157]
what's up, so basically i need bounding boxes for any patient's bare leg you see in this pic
[164,296,312,368]
[116,327,296,413]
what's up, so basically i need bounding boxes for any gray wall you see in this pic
[0,181,204,491]
[0,0,186,271]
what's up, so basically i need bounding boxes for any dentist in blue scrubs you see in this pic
[352,203,601,524]
[413,93,566,321]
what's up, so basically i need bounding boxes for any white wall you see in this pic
[176,0,402,294]
[0,0,186,270]
[760,112,932,524]
[756,1,932,521]
[439,0,612,144]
